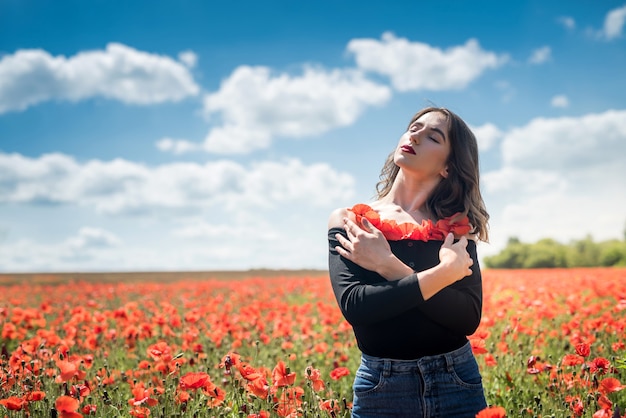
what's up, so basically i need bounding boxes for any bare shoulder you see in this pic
[328,207,356,229]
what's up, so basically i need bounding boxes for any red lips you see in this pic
[400,144,416,155]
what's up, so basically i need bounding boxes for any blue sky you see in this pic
[1,0,625,272]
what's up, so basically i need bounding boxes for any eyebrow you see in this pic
[412,121,447,142]
[431,127,447,143]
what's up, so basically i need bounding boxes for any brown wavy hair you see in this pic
[375,107,490,241]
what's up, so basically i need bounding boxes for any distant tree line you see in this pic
[484,230,626,269]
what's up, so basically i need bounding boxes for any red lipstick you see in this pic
[400,144,416,155]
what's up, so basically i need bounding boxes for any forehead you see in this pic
[412,111,449,128]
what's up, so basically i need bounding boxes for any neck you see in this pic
[380,171,441,216]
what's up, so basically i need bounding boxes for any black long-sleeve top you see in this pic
[328,227,483,359]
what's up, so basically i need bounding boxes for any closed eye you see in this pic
[410,123,445,143]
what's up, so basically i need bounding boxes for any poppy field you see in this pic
[1,268,625,417]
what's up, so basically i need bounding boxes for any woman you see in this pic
[327,107,489,417]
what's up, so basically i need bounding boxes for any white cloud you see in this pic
[0,205,338,272]
[551,95,569,108]
[483,180,626,256]
[66,227,121,250]
[482,109,626,252]
[172,218,280,241]
[0,152,356,271]
[155,137,200,154]
[528,46,551,65]
[158,34,509,156]
[0,226,121,271]
[602,4,626,40]
[470,123,503,152]
[500,109,626,169]
[346,32,508,92]
[0,152,355,214]
[178,50,198,68]
[196,65,391,154]
[0,43,200,113]
[483,167,568,195]
[494,80,516,103]
[558,16,576,30]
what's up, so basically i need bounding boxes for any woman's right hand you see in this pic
[438,233,473,283]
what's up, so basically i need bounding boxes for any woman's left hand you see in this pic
[334,217,393,272]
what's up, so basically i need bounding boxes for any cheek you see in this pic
[434,150,449,166]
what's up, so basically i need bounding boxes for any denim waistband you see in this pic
[360,342,474,376]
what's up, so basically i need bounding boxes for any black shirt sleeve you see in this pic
[416,259,483,335]
[328,227,482,335]
[328,227,426,326]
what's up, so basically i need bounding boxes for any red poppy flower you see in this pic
[55,395,82,418]
[272,361,296,387]
[179,371,210,390]
[71,384,91,400]
[175,390,190,404]
[589,357,611,374]
[55,359,86,383]
[470,337,488,354]
[476,406,507,418]
[147,341,172,362]
[566,396,584,417]
[305,366,325,391]
[598,394,612,410]
[238,363,264,381]
[484,354,498,367]
[329,366,350,380]
[128,384,158,407]
[247,376,270,399]
[26,391,46,401]
[129,405,151,418]
[561,354,585,366]
[319,398,340,413]
[247,412,270,418]
[349,204,470,241]
[206,386,226,407]
[0,396,27,411]
[593,395,613,418]
[612,341,625,352]
[82,404,97,415]
[575,343,591,357]
[599,377,623,394]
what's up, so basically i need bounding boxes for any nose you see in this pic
[409,131,420,145]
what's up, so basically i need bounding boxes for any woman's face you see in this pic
[393,111,451,180]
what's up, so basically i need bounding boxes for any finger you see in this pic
[343,218,358,238]
[442,232,454,247]
[334,245,352,260]
[335,232,352,248]
[458,236,468,247]
[361,218,385,239]
[359,217,371,232]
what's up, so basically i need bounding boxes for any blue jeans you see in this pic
[352,342,487,417]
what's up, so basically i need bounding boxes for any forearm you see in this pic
[377,252,481,334]
[415,263,459,300]
[375,251,460,301]
[329,229,426,325]
[374,253,415,280]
